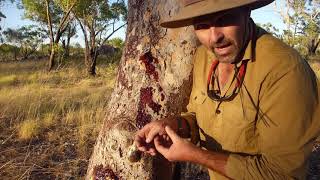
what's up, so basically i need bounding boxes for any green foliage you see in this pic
[276,0,320,56]
[257,22,282,39]
[0,43,19,61]
[106,37,124,49]
[73,0,127,45]
[21,0,76,25]
[2,25,46,59]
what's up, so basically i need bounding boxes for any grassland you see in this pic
[0,55,319,179]
[0,58,117,179]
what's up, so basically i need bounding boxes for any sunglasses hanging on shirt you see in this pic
[207,59,248,102]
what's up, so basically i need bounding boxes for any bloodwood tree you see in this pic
[85,0,209,179]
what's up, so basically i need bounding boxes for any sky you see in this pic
[0,1,285,47]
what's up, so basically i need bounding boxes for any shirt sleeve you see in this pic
[226,62,320,179]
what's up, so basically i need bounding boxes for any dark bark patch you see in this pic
[136,87,162,129]
[161,93,165,101]
[118,147,123,158]
[92,165,121,180]
[139,51,159,81]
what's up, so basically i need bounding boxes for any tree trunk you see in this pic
[84,45,97,76]
[48,47,55,71]
[308,38,320,56]
[86,0,209,179]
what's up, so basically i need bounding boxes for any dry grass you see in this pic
[0,56,319,179]
[0,59,117,179]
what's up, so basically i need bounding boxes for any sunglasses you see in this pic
[207,60,248,102]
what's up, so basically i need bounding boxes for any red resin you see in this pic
[139,52,159,81]
[93,165,120,180]
[136,87,162,129]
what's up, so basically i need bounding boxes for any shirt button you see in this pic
[216,109,221,114]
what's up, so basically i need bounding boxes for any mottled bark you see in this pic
[86,0,208,179]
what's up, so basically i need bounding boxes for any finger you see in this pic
[137,146,147,152]
[148,148,157,156]
[135,134,148,149]
[165,135,170,142]
[135,125,151,145]
[165,126,180,142]
[154,136,168,156]
[146,126,162,143]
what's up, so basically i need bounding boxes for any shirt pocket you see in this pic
[192,91,208,129]
[221,96,257,152]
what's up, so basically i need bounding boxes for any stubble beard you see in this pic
[211,39,240,64]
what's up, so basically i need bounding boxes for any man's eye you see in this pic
[194,23,210,30]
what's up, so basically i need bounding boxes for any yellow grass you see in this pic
[0,59,117,179]
[18,118,41,140]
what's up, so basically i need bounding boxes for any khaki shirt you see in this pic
[181,23,320,180]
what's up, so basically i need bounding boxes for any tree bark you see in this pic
[86,0,209,179]
[308,38,320,56]
[48,47,56,70]
[84,46,98,76]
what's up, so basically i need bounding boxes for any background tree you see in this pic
[0,0,15,42]
[72,0,127,75]
[106,37,124,49]
[274,0,320,56]
[3,25,46,60]
[0,43,19,61]
[20,0,77,70]
[60,18,77,58]
[86,0,209,179]
[257,22,282,39]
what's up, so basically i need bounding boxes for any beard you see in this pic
[210,38,240,63]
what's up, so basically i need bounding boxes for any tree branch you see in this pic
[54,2,76,43]
[101,23,127,46]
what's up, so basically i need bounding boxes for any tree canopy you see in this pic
[274,0,320,56]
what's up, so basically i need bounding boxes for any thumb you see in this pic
[165,126,180,142]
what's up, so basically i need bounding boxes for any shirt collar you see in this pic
[242,18,257,63]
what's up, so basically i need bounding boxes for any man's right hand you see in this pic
[134,118,177,156]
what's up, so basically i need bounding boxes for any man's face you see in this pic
[194,8,250,63]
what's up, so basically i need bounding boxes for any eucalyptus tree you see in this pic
[275,0,319,56]
[72,0,127,75]
[3,25,46,60]
[21,0,77,70]
[85,0,210,179]
[61,20,77,58]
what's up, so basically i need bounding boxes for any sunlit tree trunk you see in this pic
[86,0,209,179]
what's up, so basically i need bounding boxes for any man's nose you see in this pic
[209,26,224,44]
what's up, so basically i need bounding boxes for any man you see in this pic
[135,0,320,179]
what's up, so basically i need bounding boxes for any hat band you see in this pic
[184,0,204,6]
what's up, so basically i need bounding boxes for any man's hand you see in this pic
[134,118,177,156]
[154,126,197,162]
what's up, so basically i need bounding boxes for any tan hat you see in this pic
[161,0,274,28]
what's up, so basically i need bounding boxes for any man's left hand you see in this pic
[154,126,198,162]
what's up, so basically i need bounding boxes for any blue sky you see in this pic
[1,1,285,46]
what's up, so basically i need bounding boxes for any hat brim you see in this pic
[160,0,274,28]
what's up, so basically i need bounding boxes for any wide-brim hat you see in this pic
[161,0,274,28]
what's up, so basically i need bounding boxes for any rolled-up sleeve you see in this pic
[226,62,320,179]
